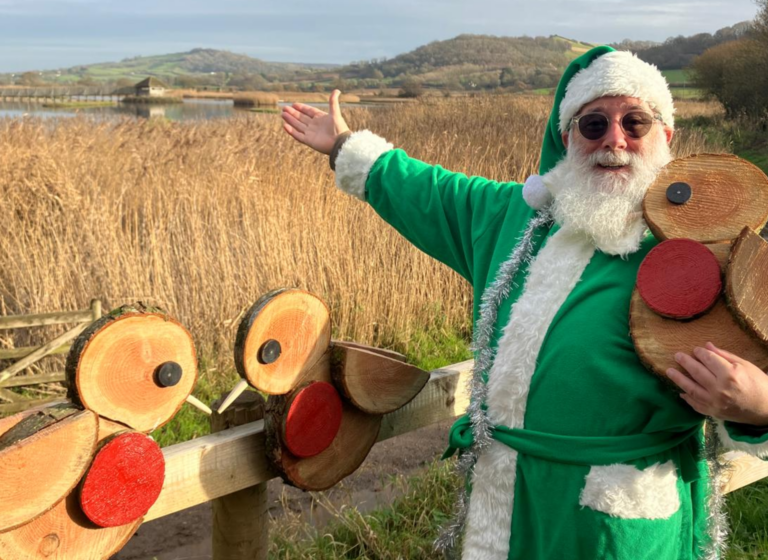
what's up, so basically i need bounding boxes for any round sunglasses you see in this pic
[569,111,664,141]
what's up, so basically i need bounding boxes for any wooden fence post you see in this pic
[210,390,269,560]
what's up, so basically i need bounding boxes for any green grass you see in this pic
[269,458,460,560]
[41,101,116,109]
[726,479,768,559]
[663,69,693,85]
[670,87,705,100]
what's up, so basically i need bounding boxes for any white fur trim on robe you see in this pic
[462,227,596,560]
[715,419,768,459]
[579,462,681,520]
[333,130,393,200]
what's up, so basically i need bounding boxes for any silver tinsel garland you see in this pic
[434,208,553,558]
[702,418,732,560]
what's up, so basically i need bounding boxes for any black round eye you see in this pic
[154,362,183,388]
[666,182,692,205]
[258,339,282,364]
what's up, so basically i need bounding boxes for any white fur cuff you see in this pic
[579,462,681,520]
[715,419,768,459]
[333,130,393,200]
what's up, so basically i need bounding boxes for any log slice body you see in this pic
[265,353,382,491]
[66,305,197,434]
[726,227,768,344]
[0,491,142,560]
[630,292,768,379]
[643,154,768,243]
[0,406,98,533]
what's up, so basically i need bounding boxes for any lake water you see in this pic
[0,98,373,121]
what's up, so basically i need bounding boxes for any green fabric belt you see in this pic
[444,414,703,483]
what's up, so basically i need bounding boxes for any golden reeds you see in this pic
[0,96,729,368]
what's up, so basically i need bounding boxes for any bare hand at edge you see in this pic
[281,89,350,155]
[667,342,768,426]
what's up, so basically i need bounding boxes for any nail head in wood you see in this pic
[258,340,281,365]
[666,182,692,205]
[154,361,183,388]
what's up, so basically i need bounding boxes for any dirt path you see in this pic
[114,420,453,560]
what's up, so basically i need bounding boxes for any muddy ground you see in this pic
[114,420,453,560]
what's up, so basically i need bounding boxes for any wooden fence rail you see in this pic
[141,359,768,560]
[0,300,102,414]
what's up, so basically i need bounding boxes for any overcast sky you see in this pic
[0,0,761,72]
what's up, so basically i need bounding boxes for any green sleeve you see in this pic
[365,148,520,284]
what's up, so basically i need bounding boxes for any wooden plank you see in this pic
[0,398,63,415]
[145,360,473,521]
[0,344,70,360]
[0,323,88,385]
[0,309,94,330]
[0,372,67,388]
[722,451,768,494]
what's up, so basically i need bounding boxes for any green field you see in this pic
[663,69,694,85]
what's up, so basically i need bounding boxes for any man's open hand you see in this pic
[281,89,350,155]
[667,342,768,426]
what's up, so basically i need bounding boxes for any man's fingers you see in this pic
[680,393,710,416]
[674,352,717,390]
[283,105,312,126]
[281,110,307,134]
[330,89,341,118]
[705,342,745,366]
[693,345,736,380]
[282,122,304,142]
[666,368,712,404]
[293,102,326,119]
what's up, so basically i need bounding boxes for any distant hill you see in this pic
[630,22,753,69]
[13,48,335,86]
[337,34,596,91]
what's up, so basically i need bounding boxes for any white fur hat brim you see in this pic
[558,51,675,134]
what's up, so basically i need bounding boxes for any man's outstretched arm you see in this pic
[281,91,527,285]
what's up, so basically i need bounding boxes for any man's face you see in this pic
[561,95,674,178]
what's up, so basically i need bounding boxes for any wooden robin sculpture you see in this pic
[0,303,203,560]
[218,288,430,491]
[631,153,768,379]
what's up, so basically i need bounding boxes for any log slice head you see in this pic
[636,239,722,320]
[79,432,165,528]
[235,289,331,395]
[643,154,768,243]
[66,304,198,434]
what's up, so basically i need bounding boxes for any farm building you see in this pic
[134,77,168,97]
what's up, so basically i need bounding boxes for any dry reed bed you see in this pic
[0,97,728,368]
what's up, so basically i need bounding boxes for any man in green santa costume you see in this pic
[281,46,768,560]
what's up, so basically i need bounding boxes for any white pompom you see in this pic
[522,175,552,210]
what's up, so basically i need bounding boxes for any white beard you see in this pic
[543,132,672,257]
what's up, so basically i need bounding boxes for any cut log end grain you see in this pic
[235,289,331,395]
[0,490,142,560]
[0,406,98,533]
[330,344,430,415]
[80,432,165,528]
[265,352,382,491]
[66,305,198,434]
[630,291,768,379]
[283,382,343,458]
[726,227,768,344]
[637,239,722,320]
[643,154,768,243]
